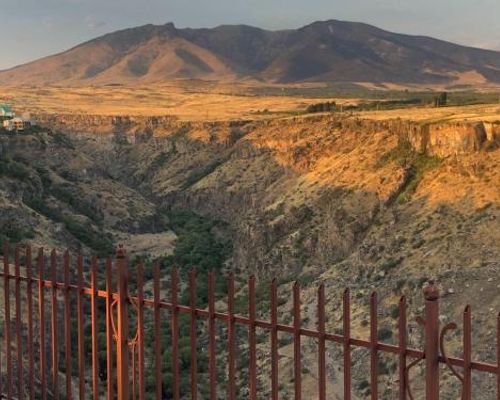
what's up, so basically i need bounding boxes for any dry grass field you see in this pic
[0,83,350,121]
[359,103,500,123]
[1,82,500,122]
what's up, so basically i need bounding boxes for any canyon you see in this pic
[1,110,499,397]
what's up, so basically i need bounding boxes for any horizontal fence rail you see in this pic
[0,242,499,399]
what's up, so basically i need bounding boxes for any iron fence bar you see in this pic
[153,264,161,400]
[136,261,145,400]
[208,271,217,400]
[248,275,257,400]
[317,283,326,400]
[0,270,497,374]
[270,278,279,400]
[50,250,59,400]
[189,270,197,400]
[370,292,378,400]
[38,248,47,400]
[63,251,72,400]
[497,312,499,399]
[189,269,198,400]
[171,267,180,400]
[1,246,500,400]
[343,288,351,400]
[76,255,85,400]
[26,246,35,400]
[90,257,99,399]
[424,284,440,400]
[293,282,301,400]
[14,245,23,400]
[117,249,130,400]
[227,273,236,400]
[106,258,115,400]
[398,296,408,400]
[463,306,472,400]
[3,242,13,400]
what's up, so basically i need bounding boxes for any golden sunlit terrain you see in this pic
[2,83,500,123]
[0,83,347,120]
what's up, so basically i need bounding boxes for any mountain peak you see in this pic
[1,20,500,86]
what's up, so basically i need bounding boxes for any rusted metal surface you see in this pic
[26,246,35,400]
[317,283,326,400]
[117,247,130,400]
[208,271,217,400]
[3,243,12,399]
[463,306,472,400]
[90,257,99,400]
[189,269,197,400]
[424,283,440,400]
[270,278,279,400]
[227,273,236,400]
[153,263,162,400]
[343,288,351,400]
[76,254,85,400]
[136,261,145,400]
[248,275,257,400]
[171,267,180,400]
[0,243,499,400]
[106,258,115,400]
[63,251,72,400]
[14,245,23,400]
[38,248,47,400]
[370,292,378,400]
[50,250,59,400]
[398,296,408,400]
[293,281,301,400]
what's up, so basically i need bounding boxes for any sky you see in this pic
[1,0,500,70]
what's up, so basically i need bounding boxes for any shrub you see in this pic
[0,157,31,180]
[378,327,393,341]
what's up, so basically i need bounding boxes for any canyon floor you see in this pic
[0,86,499,398]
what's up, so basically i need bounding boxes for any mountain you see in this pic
[2,20,500,86]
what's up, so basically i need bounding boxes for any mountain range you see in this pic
[2,20,500,86]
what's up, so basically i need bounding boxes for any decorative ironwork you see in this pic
[0,242,498,400]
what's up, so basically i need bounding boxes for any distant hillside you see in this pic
[2,20,500,86]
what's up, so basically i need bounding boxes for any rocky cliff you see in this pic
[3,113,499,398]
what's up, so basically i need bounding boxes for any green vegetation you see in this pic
[159,209,232,304]
[181,158,226,189]
[251,84,500,106]
[378,327,393,341]
[18,163,113,256]
[136,210,232,398]
[149,152,170,171]
[50,131,75,149]
[0,156,31,180]
[0,222,35,250]
[50,184,103,224]
[306,101,337,113]
[377,139,441,203]
[434,92,448,107]
[26,195,114,256]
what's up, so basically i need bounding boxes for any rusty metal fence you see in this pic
[1,243,499,399]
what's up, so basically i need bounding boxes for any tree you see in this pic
[434,92,448,107]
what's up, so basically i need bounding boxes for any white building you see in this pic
[3,117,30,132]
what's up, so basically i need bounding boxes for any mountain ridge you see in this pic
[2,19,500,86]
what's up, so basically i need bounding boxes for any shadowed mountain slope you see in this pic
[2,20,500,85]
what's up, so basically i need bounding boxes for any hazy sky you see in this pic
[1,0,500,70]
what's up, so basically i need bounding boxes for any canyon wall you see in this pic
[34,113,500,157]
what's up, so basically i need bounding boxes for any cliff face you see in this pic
[4,113,499,398]
[35,113,500,158]
[35,113,498,278]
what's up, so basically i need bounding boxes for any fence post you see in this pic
[423,283,440,400]
[116,246,130,400]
